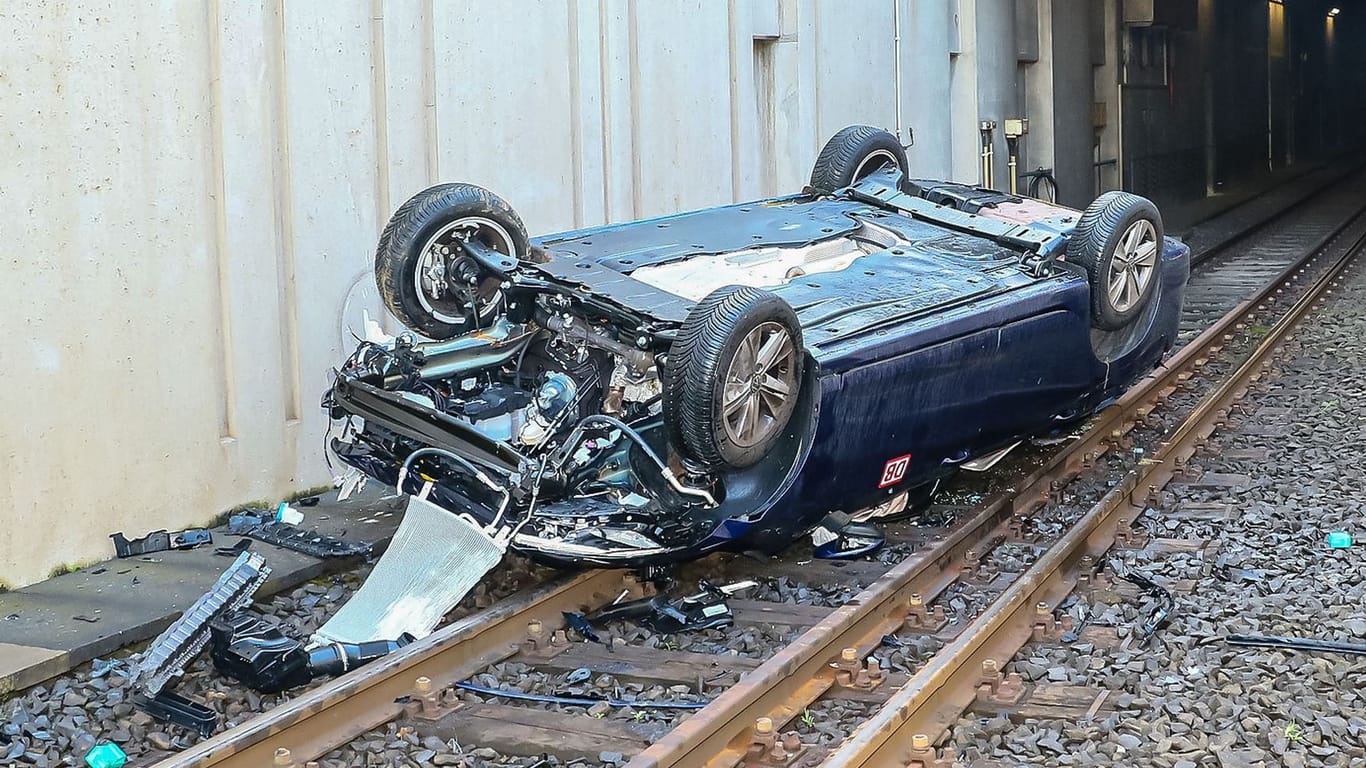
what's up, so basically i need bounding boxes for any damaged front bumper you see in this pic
[328,376,724,567]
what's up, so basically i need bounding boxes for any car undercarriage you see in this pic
[324,125,1186,571]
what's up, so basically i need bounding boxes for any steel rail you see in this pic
[152,569,634,768]
[148,184,1366,768]
[628,208,1366,768]
[823,226,1366,767]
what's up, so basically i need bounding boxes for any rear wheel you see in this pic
[375,183,530,339]
[809,125,908,194]
[665,286,805,470]
[1067,191,1164,331]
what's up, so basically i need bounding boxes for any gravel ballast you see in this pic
[949,260,1366,766]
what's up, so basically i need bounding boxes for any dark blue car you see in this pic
[326,125,1189,567]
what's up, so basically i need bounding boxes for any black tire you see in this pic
[664,286,805,471]
[375,183,530,339]
[1067,191,1164,331]
[809,125,908,194]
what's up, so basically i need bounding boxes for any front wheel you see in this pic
[664,286,806,471]
[375,183,530,340]
[1068,191,1164,331]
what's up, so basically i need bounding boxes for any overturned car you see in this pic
[325,125,1189,569]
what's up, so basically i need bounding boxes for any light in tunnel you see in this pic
[1329,7,1340,16]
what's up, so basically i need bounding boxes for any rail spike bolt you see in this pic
[1032,602,1065,642]
[977,658,1026,705]
[273,748,295,768]
[906,733,959,768]
[904,592,948,632]
[747,717,807,766]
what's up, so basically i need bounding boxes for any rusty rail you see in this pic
[822,227,1366,767]
[628,213,1366,768]
[152,569,634,768]
[150,202,1366,768]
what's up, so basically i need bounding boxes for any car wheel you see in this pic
[665,286,806,471]
[809,125,909,194]
[375,183,530,340]
[1068,191,1164,331]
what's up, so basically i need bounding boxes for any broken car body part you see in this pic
[324,125,1189,572]
[312,493,507,645]
[227,507,371,558]
[110,528,212,558]
[587,580,751,633]
[1112,565,1174,646]
[131,690,218,738]
[130,551,270,695]
[811,512,887,560]
[208,611,412,693]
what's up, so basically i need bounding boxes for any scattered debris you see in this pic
[275,502,305,525]
[562,611,604,644]
[89,657,124,678]
[131,552,270,695]
[1327,530,1354,548]
[214,538,252,557]
[73,614,101,623]
[312,493,507,645]
[82,742,127,768]
[208,611,412,693]
[228,508,371,559]
[297,495,321,507]
[588,580,755,633]
[1112,566,1173,647]
[1224,633,1366,657]
[110,529,213,558]
[811,512,886,559]
[132,690,217,738]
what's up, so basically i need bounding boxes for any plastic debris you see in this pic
[208,611,412,692]
[132,690,217,737]
[1328,531,1353,548]
[228,508,370,559]
[811,512,886,559]
[563,611,604,644]
[84,743,127,768]
[110,529,213,558]
[275,502,304,525]
[587,580,755,634]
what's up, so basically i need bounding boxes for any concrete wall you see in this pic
[0,0,1095,587]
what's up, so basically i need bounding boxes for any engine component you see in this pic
[208,611,414,693]
[517,372,578,446]
[461,383,531,442]
[542,313,652,371]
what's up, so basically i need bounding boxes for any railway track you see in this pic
[146,171,1366,768]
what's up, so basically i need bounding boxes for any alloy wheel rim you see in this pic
[1107,219,1159,313]
[721,322,799,448]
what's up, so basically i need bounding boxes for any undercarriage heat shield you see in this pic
[312,494,506,645]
